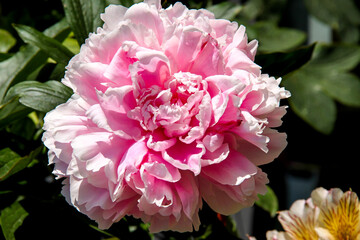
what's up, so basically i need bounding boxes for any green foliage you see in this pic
[4,81,73,113]
[0,96,31,129]
[282,43,360,134]
[13,24,74,65]
[247,22,306,53]
[255,186,279,217]
[0,201,28,240]
[0,19,70,101]
[256,43,316,77]
[0,147,41,181]
[206,1,242,21]
[62,32,81,54]
[62,0,106,45]
[0,19,71,129]
[0,29,16,53]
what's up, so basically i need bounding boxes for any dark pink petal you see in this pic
[147,130,177,151]
[163,140,205,175]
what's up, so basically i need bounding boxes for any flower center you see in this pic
[129,72,207,137]
[321,192,360,240]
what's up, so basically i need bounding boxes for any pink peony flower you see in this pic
[42,0,290,232]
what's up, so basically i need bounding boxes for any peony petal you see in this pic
[199,176,248,215]
[234,128,287,166]
[174,171,200,220]
[101,4,128,30]
[163,140,205,175]
[225,48,261,76]
[180,93,212,143]
[144,0,161,9]
[103,47,136,86]
[95,87,143,139]
[147,130,177,151]
[202,133,224,152]
[175,27,204,72]
[201,143,229,167]
[138,170,174,209]
[124,1,164,44]
[117,139,148,181]
[71,132,113,172]
[200,168,268,215]
[211,93,229,125]
[131,50,171,90]
[63,62,110,103]
[201,149,257,185]
[206,75,245,95]
[143,153,181,182]
[190,35,225,77]
[163,2,188,22]
[231,111,269,152]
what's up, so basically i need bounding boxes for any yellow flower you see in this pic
[312,188,360,240]
[262,187,360,240]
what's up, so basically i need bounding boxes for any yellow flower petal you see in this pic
[278,200,318,240]
[318,189,360,240]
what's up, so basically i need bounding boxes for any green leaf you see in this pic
[0,201,28,240]
[0,19,70,102]
[255,43,316,77]
[0,96,32,129]
[63,32,80,54]
[0,147,41,181]
[310,44,360,71]
[304,0,360,29]
[194,225,212,240]
[247,22,306,53]
[4,81,73,113]
[255,186,278,217]
[236,0,263,22]
[6,116,37,141]
[282,43,360,134]
[62,0,106,45]
[111,0,137,8]
[0,46,47,102]
[0,29,16,53]
[207,2,242,21]
[321,72,360,107]
[0,53,12,62]
[89,225,118,239]
[13,24,74,65]
[283,69,337,134]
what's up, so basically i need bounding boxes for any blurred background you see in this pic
[1,0,360,239]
